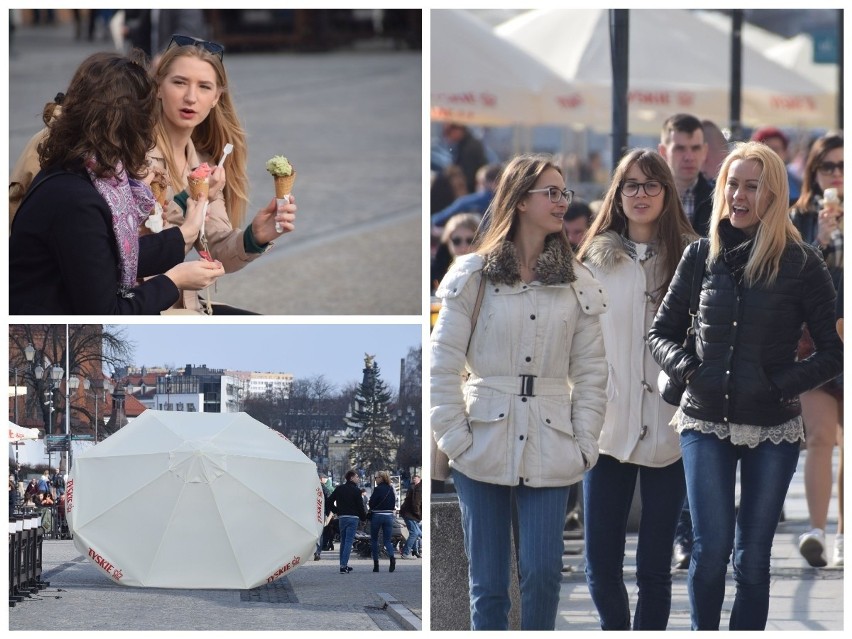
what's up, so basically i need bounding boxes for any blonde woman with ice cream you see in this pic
[149,34,297,314]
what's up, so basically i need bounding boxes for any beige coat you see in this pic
[146,141,266,312]
[430,242,608,488]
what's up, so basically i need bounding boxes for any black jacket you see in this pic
[328,480,367,520]
[649,223,843,427]
[368,482,396,513]
[10,167,183,314]
[690,173,714,238]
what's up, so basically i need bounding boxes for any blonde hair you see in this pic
[709,141,802,286]
[153,45,249,225]
[441,213,482,245]
[473,154,572,256]
[374,471,391,485]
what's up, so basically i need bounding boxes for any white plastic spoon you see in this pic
[201,143,233,241]
[217,143,233,169]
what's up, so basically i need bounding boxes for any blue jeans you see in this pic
[402,518,421,556]
[370,513,396,560]
[452,469,570,630]
[338,516,359,568]
[679,429,799,630]
[583,454,686,630]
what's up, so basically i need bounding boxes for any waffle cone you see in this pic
[150,182,166,206]
[273,172,296,198]
[187,176,209,201]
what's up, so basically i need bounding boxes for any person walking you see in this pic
[576,149,697,630]
[789,132,844,567]
[369,471,397,573]
[648,141,843,630]
[399,474,422,559]
[431,154,608,630]
[328,470,367,574]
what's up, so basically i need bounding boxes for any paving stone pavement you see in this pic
[8,540,422,631]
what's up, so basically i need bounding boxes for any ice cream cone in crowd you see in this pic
[273,172,297,199]
[187,162,212,201]
[149,168,170,207]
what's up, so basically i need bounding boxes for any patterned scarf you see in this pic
[621,235,659,262]
[85,158,155,297]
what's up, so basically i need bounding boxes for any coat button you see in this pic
[521,397,527,402]
[519,435,524,440]
[525,356,531,362]
[545,418,551,424]
[530,314,536,320]
[499,413,505,418]
[733,321,738,326]
[585,306,590,310]
[494,288,500,292]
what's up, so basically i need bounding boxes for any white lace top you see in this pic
[671,408,804,448]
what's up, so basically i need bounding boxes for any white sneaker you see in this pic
[799,528,828,567]
[832,534,844,567]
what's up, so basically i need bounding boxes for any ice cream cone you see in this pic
[273,172,297,198]
[187,176,209,201]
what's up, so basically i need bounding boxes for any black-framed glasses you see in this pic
[620,180,664,197]
[528,187,574,205]
[817,161,844,176]
[166,34,225,61]
[451,235,474,247]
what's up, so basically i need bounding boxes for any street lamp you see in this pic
[80,377,113,443]
[165,371,172,411]
[39,363,63,469]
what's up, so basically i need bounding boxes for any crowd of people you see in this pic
[320,470,422,574]
[431,114,843,631]
[9,467,69,538]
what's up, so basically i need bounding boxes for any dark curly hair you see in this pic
[38,49,157,180]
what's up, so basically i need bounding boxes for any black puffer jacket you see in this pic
[649,222,843,427]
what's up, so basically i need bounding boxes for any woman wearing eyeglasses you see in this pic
[431,154,607,630]
[10,51,224,314]
[575,149,697,630]
[789,132,844,568]
[147,35,297,314]
[648,142,842,629]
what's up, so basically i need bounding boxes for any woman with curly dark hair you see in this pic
[10,50,224,314]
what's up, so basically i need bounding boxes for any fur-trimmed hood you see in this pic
[482,236,576,286]
[582,230,694,274]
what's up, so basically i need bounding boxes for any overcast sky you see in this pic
[107,323,422,392]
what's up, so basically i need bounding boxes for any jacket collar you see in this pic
[482,235,576,286]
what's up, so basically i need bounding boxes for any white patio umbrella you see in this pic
[66,410,323,589]
[495,9,836,133]
[8,421,40,441]
[431,9,606,127]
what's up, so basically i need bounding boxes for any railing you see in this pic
[8,513,49,607]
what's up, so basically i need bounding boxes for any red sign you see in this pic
[267,555,301,583]
[88,547,124,581]
[66,479,74,513]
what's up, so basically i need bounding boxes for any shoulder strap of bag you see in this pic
[689,239,709,317]
[466,272,487,354]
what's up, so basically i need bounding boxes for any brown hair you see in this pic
[576,149,696,302]
[793,132,843,211]
[38,50,156,180]
[473,154,572,257]
[153,44,249,225]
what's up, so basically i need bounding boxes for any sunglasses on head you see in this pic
[166,34,225,61]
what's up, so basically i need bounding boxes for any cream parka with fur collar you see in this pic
[582,230,686,467]
[430,238,608,488]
